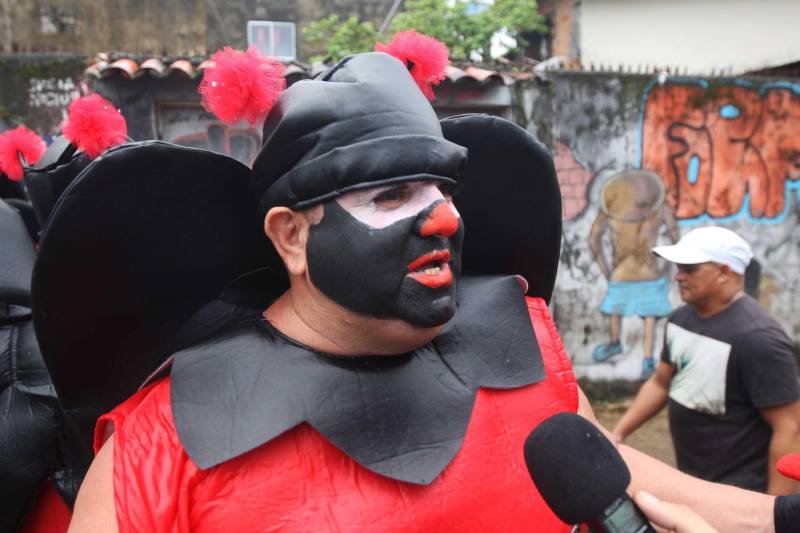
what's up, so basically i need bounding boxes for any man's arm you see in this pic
[760,401,800,495]
[68,435,118,533]
[578,389,775,532]
[611,360,673,443]
[588,211,612,279]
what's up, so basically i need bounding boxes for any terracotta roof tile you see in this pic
[85,54,534,86]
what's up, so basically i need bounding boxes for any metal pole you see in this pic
[378,0,404,36]
[2,0,13,53]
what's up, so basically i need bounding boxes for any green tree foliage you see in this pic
[303,15,381,62]
[303,0,546,63]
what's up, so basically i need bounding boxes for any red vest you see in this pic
[96,297,578,532]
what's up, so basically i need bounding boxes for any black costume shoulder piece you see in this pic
[170,275,544,484]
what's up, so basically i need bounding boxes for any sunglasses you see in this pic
[676,262,723,274]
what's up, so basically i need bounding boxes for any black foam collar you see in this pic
[170,275,545,484]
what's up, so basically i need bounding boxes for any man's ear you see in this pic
[264,207,310,277]
[717,264,732,283]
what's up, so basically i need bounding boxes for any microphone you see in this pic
[524,412,655,533]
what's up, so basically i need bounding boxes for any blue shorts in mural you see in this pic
[600,278,672,318]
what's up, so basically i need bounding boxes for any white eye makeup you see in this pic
[335,181,460,229]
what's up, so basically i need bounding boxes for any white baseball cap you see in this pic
[652,226,753,274]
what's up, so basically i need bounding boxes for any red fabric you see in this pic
[19,480,71,533]
[61,94,127,158]
[198,46,286,125]
[0,125,46,180]
[374,30,449,101]
[98,296,578,532]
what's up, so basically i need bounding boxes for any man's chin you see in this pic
[395,289,458,328]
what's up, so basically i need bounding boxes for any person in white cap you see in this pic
[611,226,800,495]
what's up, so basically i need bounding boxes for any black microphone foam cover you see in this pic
[524,412,631,525]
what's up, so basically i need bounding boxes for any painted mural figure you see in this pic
[589,170,679,379]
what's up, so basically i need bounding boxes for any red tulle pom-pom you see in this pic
[199,46,286,125]
[61,94,128,159]
[0,126,46,181]
[375,30,449,100]
[778,453,800,481]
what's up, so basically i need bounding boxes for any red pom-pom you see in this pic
[61,94,127,159]
[375,30,449,100]
[0,126,46,181]
[199,46,286,125]
[778,453,800,481]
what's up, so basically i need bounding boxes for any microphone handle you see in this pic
[585,494,657,533]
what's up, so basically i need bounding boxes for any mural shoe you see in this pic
[592,342,623,362]
[641,357,657,381]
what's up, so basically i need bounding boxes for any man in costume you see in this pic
[33,37,780,531]
[0,98,127,532]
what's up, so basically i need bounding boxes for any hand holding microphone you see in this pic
[633,491,717,533]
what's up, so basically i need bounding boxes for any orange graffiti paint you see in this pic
[641,84,799,220]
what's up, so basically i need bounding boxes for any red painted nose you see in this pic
[419,202,459,237]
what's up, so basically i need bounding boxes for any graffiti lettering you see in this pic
[28,77,80,108]
[640,82,799,221]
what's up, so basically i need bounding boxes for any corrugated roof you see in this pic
[85,53,535,86]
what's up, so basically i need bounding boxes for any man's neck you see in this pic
[263,286,442,356]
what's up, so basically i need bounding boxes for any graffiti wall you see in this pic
[524,74,800,381]
[0,55,87,140]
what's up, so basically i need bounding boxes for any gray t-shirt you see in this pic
[661,294,799,491]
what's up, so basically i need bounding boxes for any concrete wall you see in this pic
[521,71,800,380]
[580,0,800,75]
[0,0,395,60]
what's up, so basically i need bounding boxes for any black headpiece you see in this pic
[33,142,268,411]
[444,114,561,302]
[252,52,467,212]
[23,136,92,228]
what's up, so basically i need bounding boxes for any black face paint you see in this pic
[306,200,464,328]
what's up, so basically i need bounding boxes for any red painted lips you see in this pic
[407,249,453,288]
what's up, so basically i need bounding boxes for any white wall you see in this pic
[580,0,800,74]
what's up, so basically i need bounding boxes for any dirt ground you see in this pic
[593,401,676,467]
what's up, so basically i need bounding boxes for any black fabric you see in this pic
[4,199,41,241]
[32,141,270,414]
[441,114,561,303]
[1,199,99,518]
[307,199,463,327]
[0,199,36,308]
[0,175,26,200]
[0,316,61,532]
[662,296,800,491]
[171,275,545,484]
[0,313,94,524]
[23,135,91,229]
[253,52,466,212]
[774,494,800,533]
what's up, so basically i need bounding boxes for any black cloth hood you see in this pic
[23,136,93,229]
[0,199,36,308]
[170,275,545,485]
[252,52,467,212]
